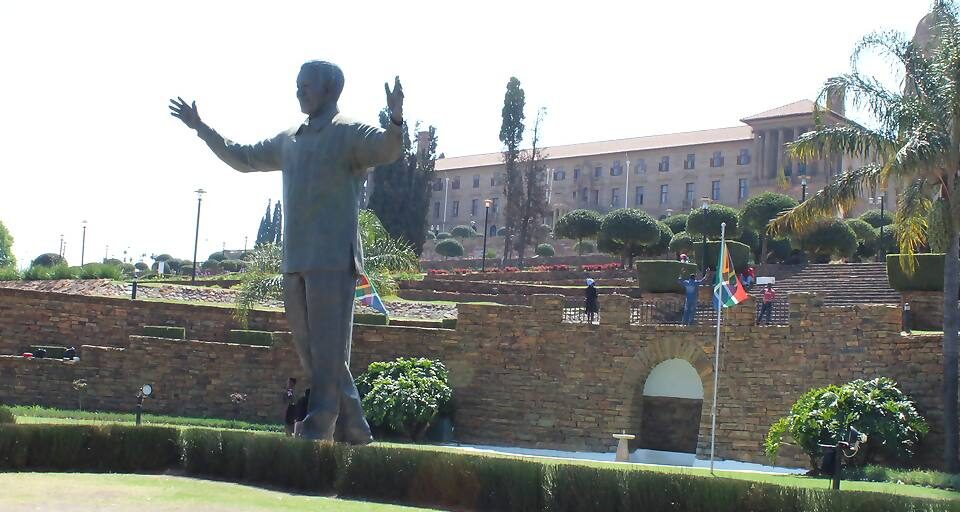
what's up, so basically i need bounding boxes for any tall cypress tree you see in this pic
[368,109,436,255]
[255,201,272,247]
[272,200,283,245]
[499,77,526,262]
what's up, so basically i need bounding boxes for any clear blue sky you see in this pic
[0,0,931,267]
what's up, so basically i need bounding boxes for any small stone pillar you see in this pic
[602,293,631,325]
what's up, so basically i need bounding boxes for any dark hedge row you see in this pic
[0,424,957,512]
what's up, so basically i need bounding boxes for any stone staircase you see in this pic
[756,262,899,307]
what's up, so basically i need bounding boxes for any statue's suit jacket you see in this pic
[196,110,402,274]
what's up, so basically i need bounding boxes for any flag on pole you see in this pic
[713,241,749,310]
[355,273,389,316]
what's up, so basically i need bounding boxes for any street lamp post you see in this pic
[871,194,887,262]
[801,178,808,202]
[192,189,206,284]
[59,234,64,258]
[699,198,711,270]
[80,220,88,266]
[481,199,492,272]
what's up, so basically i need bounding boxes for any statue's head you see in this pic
[297,61,344,116]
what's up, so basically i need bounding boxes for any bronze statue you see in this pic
[170,61,404,443]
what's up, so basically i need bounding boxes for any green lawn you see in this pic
[0,473,432,511]
[10,406,960,502]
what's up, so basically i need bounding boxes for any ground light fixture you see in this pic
[135,383,153,426]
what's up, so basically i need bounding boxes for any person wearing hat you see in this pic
[584,278,599,324]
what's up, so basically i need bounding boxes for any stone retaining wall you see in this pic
[0,287,952,469]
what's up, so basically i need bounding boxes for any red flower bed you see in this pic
[427,269,449,275]
[581,263,623,271]
[528,264,570,272]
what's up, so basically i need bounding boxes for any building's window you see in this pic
[433,201,441,218]
[635,186,644,206]
[572,191,577,199]
[433,180,443,191]
[684,182,695,207]
[635,158,646,174]
[580,187,588,204]
[797,162,807,175]
[711,180,720,201]
[451,176,460,190]
[738,179,748,202]
[553,168,566,181]
[610,160,623,176]
[710,151,724,168]
[473,174,480,188]
[737,148,751,165]
[658,156,670,172]
[451,200,459,217]
[592,189,599,205]
[684,153,696,170]
[611,188,620,207]
[491,197,499,213]
[490,175,496,187]
[659,184,669,205]
[574,168,581,181]
[594,166,602,178]
[471,198,479,216]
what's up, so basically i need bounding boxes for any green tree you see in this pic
[499,77,526,263]
[845,218,879,259]
[368,111,437,256]
[434,238,464,259]
[685,204,741,240]
[740,192,798,267]
[450,225,476,239]
[669,231,696,255]
[271,200,282,245]
[598,208,659,266]
[662,213,689,235]
[515,108,550,267]
[554,209,602,255]
[32,253,65,267]
[636,221,673,257]
[0,220,14,268]
[859,208,894,228]
[769,1,960,468]
[255,201,272,247]
[794,219,858,262]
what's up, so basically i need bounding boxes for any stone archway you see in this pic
[616,339,713,454]
[637,358,704,453]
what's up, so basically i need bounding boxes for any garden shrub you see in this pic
[103,258,123,267]
[0,406,14,424]
[662,213,689,235]
[436,232,452,240]
[79,262,123,280]
[220,259,247,272]
[440,318,457,329]
[635,260,699,292]
[535,243,555,257]
[548,464,625,512]
[685,204,741,239]
[31,253,65,267]
[573,241,595,254]
[201,260,222,273]
[450,225,476,238]
[692,240,751,271]
[23,263,77,281]
[0,266,19,281]
[354,313,388,326]
[887,253,953,292]
[766,237,794,263]
[764,377,928,471]
[793,218,858,262]
[208,251,226,262]
[178,265,194,276]
[668,231,695,255]
[143,325,186,339]
[228,330,273,346]
[860,208,894,228]
[435,238,464,258]
[425,231,436,240]
[355,358,452,440]
[134,262,149,272]
[554,209,603,252]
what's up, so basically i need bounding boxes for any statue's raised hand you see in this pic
[384,76,403,125]
[169,97,202,130]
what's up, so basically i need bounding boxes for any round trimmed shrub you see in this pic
[179,265,195,276]
[737,228,759,253]
[846,218,879,259]
[685,204,741,240]
[555,209,602,242]
[120,263,135,274]
[436,232,452,240]
[535,243,555,257]
[103,258,123,267]
[450,225,476,238]
[766,237,794,263]
[220,259,247,272]
[662,214,689,235]
[573,241,595,254]
[0,405,15,424]
[134,262,149,272]
[208,251,226,262]
[860,209,893,228]
[32,253,66,267]
[668,231,695,255]
[434,239,464,259]
[599,209,659,263]
[154,254,173,262]
[795,219,858,262]
[636,221,673,257]
[201,260,222,273]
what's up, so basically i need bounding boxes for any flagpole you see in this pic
[709,222,726,474]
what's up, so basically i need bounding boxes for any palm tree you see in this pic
[769,0,960,470]
[234,209,420,324]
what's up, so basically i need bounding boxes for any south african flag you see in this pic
[713,241,749,310]
[355,273,389,316]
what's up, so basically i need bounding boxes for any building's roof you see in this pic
[740,99,842,123]
[435,125,753,171]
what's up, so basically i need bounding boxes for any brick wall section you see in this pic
[902,290,960,331]
[0,287,953,469]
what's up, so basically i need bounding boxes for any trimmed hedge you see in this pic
[143,325,186,339]
[0,424,957,512]
[887,253,954,292]
[354,313,389,326]
[0,406,13,424]
[635,260,699,293]
[441,318,458,330]
[228,330,273,346]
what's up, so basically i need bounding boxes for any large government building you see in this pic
[427,99,883,236]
